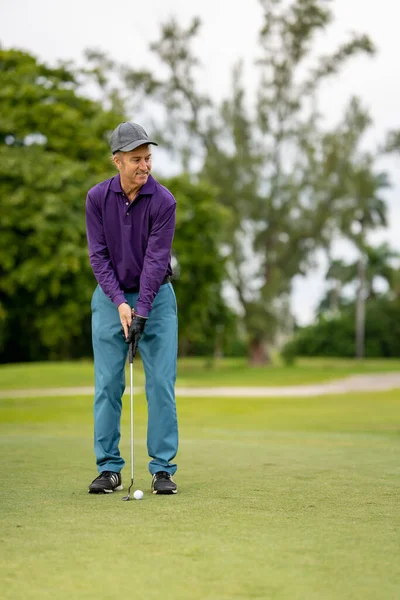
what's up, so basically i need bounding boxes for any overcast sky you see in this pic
[1,0,399,324]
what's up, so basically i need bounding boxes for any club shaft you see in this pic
[129,360,134,483]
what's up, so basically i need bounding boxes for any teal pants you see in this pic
[91,283,178,475]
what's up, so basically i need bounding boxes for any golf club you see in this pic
[122,341,134,501]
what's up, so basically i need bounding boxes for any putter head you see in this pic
[122,481,134,501]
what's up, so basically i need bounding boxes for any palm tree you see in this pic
[344,163,389,358]
[315,98,391,357]
[322,242,398,356]
[363,243,399,298]
[320,258,355,316]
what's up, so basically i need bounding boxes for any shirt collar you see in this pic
[110,174,156,195]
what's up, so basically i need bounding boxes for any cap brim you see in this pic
[116,139,158,153]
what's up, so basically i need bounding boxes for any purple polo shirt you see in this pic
[85,174,175,317]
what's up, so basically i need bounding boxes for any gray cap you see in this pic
[110,122,158,154]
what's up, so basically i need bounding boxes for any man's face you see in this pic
[113,144,152,186]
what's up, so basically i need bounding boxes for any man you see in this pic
[85,122,178,495]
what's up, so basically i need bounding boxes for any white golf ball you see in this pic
[133,489,144,500]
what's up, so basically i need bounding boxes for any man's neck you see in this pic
[120,175,143,202]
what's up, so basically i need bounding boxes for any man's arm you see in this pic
[135,201,176,317]
[85,192,127,308]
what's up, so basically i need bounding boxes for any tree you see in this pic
[129,2,375,364]
[201,62,267,361]
[318,259,350,316]
[118,17,214,171]
[283,295,400,359]
[160,175,232,356]
[330,102,389,358]
[226,0,375,362]
[9,3,383,364]
[320,243,399,315]
[0,48,123,362]
[302,94,391,358]
[0,49,231,362]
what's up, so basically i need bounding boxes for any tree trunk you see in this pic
[213,324,224,359]
[355,255,367,359]
[178,338,190,357]
[331,281,341,314]
[249,339,271,365]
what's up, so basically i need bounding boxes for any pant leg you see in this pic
[91,285,128,473]
[136,283,178,475]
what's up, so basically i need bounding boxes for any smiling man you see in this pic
[85,122,179,495]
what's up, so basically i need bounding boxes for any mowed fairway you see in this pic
[1,383,400,599]
[2,357,400,389]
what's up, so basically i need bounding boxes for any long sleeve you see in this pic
[136,201,176,317]
[85,192,126,307]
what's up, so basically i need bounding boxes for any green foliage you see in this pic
[60,3,384,365]
[284,296,400,358]
[247,4,377,362]
[283,314,356,358]
[280,340,297,366]
[0,0,395,364]
[0,46,232,362]
[161,174,233,355]
[0,49,123,362]
[0,49,119,168]
[323,243,399,306]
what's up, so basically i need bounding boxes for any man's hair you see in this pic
[111,151,122,166]
[111,145,151,167]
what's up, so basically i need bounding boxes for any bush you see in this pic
[282,297,400,358]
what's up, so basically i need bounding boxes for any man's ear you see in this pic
[112,152,122,170]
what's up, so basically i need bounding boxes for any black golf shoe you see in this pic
[88,471,123,494]
[151,471,177,495]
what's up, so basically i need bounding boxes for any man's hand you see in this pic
[118,303,133,340]
[125,314,147,356]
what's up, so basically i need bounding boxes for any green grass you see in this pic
[1,389,399,599]
[177,357,400,387]
[1,357,400,390]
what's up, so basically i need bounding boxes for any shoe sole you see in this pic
[152,489,177,495]
[88,485,123,494]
